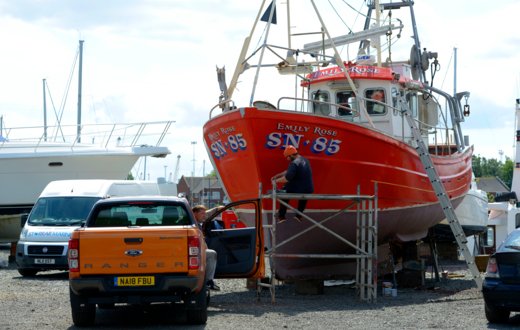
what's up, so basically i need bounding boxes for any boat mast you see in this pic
[286,0,291,49]
[406,2,426,84]
[249,1,277,106]
[42,78,48,142]
[453,47,457,95]
[77,40,84,143]
[512,99,520,193]
[227,0,268,102]
[374,0,382,66]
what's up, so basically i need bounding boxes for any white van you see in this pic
[15,179,162,276]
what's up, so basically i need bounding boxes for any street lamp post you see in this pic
[190,141,197,204]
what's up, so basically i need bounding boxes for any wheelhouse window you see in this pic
[366,89,386,115]
[336,91,355,117]
[312,90,331,116]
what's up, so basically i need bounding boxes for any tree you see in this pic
[499,158,514,188]
[472,155,514,189]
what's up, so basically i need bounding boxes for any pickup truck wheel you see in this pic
[18,268,38,277]
[69,288,96,327]
[186,286,208,325]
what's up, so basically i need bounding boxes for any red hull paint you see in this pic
[204,107,472,278]
[205,107,471,208]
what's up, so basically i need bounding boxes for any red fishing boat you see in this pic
[203,1,473,279]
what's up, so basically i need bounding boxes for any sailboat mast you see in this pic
[77,40,84,143]
[42,78,48,142]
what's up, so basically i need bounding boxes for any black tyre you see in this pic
[18,268,38,277]
[69,287,96,327]
[186,286,208,325]
[485,301,510,323]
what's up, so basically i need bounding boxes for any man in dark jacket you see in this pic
[192,205,223,290]
[271,145,314,222]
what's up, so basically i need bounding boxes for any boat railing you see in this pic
[0,121,173,151]
[210,94,459,154]
[277,96,360,119]
[209,99,236,119]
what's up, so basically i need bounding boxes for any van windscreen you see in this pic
[28,197,101,226]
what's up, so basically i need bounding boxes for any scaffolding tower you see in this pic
[257,184,378,303]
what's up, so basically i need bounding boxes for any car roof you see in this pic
[95,195,189,205]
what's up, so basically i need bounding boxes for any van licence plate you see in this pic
[114,276,155,287]
[34,258,55,264]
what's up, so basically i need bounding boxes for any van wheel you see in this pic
[18,268,38,277]
[70,288,96,327]
[186,286,208,325]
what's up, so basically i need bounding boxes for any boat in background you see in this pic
[484,99,520,254]
[0,120,171,242]
[203,1,473,279]
[0,39,173,243]
[0,215,21,244]
[432,175,488,241]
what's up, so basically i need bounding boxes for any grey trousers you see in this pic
[205,249,217,282]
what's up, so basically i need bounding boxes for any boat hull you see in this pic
[0,153,139,212]
[204,107,472,279]
[431,188,489,241]
[0,215,22,243]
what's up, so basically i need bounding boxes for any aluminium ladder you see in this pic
[402,104,482,289]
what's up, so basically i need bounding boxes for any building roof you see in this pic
[475,176,509,194]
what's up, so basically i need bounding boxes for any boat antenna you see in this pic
[453,47,457,96]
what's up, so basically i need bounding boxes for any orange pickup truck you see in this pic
[68,196,264,326]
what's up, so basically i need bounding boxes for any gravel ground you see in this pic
[1,243,519,329]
